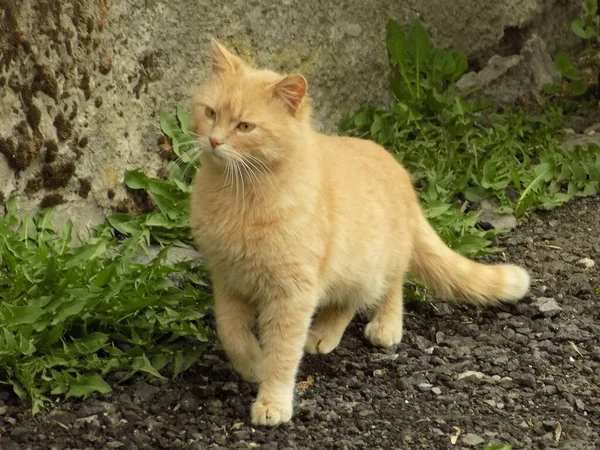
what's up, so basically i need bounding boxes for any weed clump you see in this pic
[0,198,212,413]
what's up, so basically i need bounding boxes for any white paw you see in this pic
[251,397,293,426]
[364,318,403,347]
[305,328,342,354]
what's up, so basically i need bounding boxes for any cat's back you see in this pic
[318,133,411,186]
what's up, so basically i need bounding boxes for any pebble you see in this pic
[233,430,251,441]
[535,297,562,315]
[457,370,486,381]
[414,335,433,351]
[577,257,595,268]
[516,374,537,389]
[418,382,433,392]
[575,398,586,411]
[431,387,442,395]
[373,369,387,377]
[358,408,374,417]
[557,400,572,414]
[180,391,199,413]
[462,433,485,446]
[134,382,160,402]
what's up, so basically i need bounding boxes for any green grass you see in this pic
[1,18,599,414]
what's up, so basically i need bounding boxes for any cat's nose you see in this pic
[209,137,222,149]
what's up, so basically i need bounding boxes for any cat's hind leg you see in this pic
[305,303,358,354]
[364,278,405,348]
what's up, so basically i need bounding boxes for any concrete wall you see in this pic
[0,0,583,232]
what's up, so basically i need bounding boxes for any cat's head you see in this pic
[191,40,311,170]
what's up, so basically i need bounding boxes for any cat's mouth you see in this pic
[204,145,228,166]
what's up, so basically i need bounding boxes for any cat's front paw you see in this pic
[251,397,293,426]
[364,318,403,348]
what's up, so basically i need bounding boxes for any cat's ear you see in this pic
[210,39,243,75]
[272,74,308,114]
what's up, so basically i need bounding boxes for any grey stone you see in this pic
[134,245,203,265]
[358,408,374,417]
[477,199,518,230]
[462,433,485,446]
[180,391,200,413]
[535,297,562,315]
[557,399,573,414]
[233,430,251,441]
[564,133,600,150]
[516,373,537,389]
[414,335,434,351]
[133,382,160,402]
[456,34,560,107]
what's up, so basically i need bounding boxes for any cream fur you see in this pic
[189,41,531,426]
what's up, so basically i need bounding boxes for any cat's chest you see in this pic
[192,198,293,264]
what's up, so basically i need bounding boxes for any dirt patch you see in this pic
[1,195,598,449]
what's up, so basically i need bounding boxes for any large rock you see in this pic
[455,34,561,106]
[0,0,583,229]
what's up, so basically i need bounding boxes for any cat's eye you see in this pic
[237,122,256,132]
[205,107,217,119]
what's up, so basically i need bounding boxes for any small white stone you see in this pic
[418,382,433,392]
[431,387,442,395]
[373,369,387,377]
[577,257,595,269]
[457,370,487,381]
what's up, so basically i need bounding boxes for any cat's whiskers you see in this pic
[245,154,274,186]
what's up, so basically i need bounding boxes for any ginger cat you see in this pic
[189,40,530,426]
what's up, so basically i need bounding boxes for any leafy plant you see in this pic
[341,19,600,257]
[107,108,200,246]
[544,0,599,100]
[0,198,212,413]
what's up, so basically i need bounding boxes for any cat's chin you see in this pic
[203,147,227,166]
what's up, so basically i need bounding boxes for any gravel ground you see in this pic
[1,195,599,450]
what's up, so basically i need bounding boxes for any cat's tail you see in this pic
[409,211,530,305]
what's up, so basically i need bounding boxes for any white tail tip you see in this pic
[500,265,531,302]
